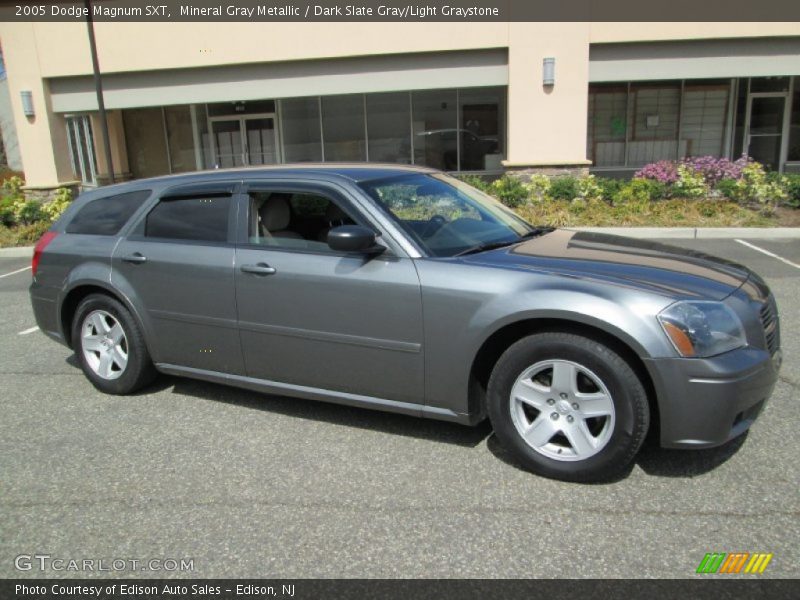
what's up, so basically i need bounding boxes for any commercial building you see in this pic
[0,21,799,195]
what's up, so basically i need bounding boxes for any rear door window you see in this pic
[65,190,151,235]
[145,196,231,242]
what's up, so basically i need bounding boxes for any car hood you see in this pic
[463,229,752,301]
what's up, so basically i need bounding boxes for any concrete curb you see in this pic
[566,227,800,240]
[0,246,33,257]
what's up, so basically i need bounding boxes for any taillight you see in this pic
[32,231,58,277]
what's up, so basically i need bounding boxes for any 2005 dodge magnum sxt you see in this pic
[29,165,782,481]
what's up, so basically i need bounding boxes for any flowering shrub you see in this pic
[41,187,73,222]
[636,155,751,191]
[526,174,551,201]
[673,164,708,199]
[733,163,787,206]
[576,174,603,202]
[2,175,24,198]
[682,155,750,187]
[634,160,679,184]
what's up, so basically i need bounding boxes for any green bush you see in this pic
[456,174,491,193]
[549,176,579,201]
[13,199,43,225]
[0,196,15,226]
[716,178,738,200]
[594,177,623,203]
[783,173,800,209]
[614,178,668,205]
[2,175,24,198]
[488,174,529,208]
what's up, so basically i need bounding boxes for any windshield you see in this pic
[358,173,536,257]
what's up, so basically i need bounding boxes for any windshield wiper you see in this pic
[454,228,549,257]
[454,240,520,257]
[518,227,550,240]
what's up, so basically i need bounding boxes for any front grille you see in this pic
[759,298,780,356]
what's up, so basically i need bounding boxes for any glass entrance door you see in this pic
[745,95,788,171]
[244,117,277,165]
[210,115,278,168]
[210,118,244,168]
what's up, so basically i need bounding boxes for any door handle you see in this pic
[241,263,276,276]
[122,253,147,264]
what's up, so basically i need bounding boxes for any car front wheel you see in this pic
[487,332,649,482]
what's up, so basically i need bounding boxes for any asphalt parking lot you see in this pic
[1,238,798,579]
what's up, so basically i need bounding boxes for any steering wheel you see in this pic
[421,215,447,238]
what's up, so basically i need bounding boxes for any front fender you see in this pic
[467,288,674,362]
[416,259,676,417]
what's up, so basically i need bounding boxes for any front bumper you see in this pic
[644,347,780,449]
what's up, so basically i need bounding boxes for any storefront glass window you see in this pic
[412,89,457,170]
[321,94,366,161]
[366,92,411,164]
[281,97,322,162]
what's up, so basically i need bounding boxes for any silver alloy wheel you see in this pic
[81,309,128,380]
[509,359,615,461]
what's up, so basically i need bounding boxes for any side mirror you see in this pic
[327,225,384,254]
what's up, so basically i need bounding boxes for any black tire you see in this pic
[487,332,649,482]
[72,293,157,395]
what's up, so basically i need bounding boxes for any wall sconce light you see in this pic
[20,91,35,117]
[543,57,555,87]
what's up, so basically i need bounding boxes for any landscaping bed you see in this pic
[1,157,799,248]
[461,156,800,229]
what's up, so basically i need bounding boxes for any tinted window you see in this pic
[65,190,151,235]
[145,196,231,242]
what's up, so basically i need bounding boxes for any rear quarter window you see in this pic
[65,190,151,235]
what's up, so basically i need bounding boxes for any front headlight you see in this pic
[657,301,746,358]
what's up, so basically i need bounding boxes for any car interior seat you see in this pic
[258,194,303,239]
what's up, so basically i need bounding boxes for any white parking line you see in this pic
[18,326,39,335]
[0,265,31,279]
[735,239,800,270]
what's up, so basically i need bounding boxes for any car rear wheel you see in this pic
[487,332,649,482]
[72,294,156,395]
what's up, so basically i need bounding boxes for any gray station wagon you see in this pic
[29,165,782,481]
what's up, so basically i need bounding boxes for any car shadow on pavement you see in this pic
[65,355,178,395]
[486,431,748,483]
[635,433,749,478]
[169,376,493,448]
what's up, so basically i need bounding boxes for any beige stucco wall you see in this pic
[24,22,800,78]
[0,22,75,187]
[1,20,799,187]
[505,22,591,166]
